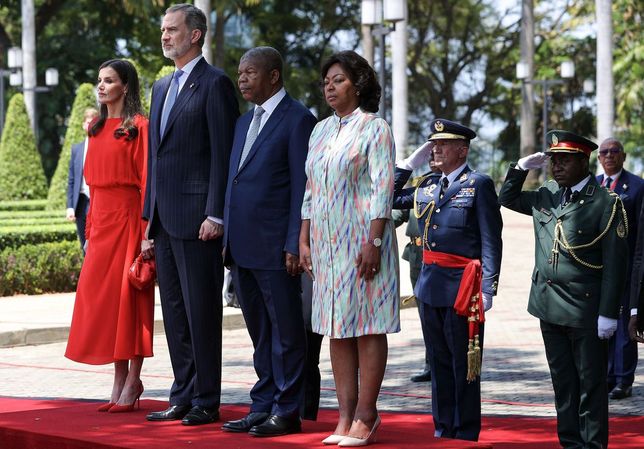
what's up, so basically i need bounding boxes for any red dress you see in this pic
[65,115,154,365]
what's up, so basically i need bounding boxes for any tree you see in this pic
[0,93,48,200]
[45,83,97,210]
[406,0,520,144]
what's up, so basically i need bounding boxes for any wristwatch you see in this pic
[368,237,382,248]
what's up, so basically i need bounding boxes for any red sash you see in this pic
[423,250,484,381]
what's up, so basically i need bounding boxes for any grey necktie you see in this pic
[238,106,265,169]
[160,69,183,137]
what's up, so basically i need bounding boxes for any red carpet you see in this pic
[0,397,642,449]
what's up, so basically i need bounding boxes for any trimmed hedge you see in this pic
[46,83,97,211]
[0,240,83,296]
[0,94,49,201]
[0,199,47,212]
[0,223,77,249]
[0,210,62,219]
[2,217,68,226]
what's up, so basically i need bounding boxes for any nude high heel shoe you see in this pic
[338,416,381,447]
[322,434,347,445]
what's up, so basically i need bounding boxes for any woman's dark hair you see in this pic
[90,59,143,140]
[321,50,381,113]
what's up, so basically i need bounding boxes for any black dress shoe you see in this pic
[610,383,633,400]
[411,369,431,382]
[146,405,191,421]
[248,414,301,437]
[181,406,220,426]
[222,412,270,432]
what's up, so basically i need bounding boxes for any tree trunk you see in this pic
[195,0,212,64]
[596,0,613,143]
[213,5,226,68]
[21,0,37,137]
[520,0,538,185]
[391,1,408,156]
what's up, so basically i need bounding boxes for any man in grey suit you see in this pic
[66,107,98,252]
[143,3,239,426]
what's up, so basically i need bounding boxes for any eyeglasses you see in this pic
[598,148,622,156]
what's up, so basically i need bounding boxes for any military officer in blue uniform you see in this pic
[499,130,629,449]
[596,137,644,400]
[393,119,503,442]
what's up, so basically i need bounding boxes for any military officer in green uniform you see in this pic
[499,130,629,449]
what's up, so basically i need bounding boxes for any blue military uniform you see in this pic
[393,119,503,441]
[597,170,644,395]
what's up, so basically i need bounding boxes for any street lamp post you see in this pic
[361,0,404,121]
[516,60,575,151]
[6,46,58,141]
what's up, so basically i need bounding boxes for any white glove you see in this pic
[517,152,549,171]
[398,141,432,171]
[482,293,493,312]
[597,315,618,339]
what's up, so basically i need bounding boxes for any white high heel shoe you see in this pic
[338,416,381,447]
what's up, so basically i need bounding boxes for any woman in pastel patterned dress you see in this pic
[299,51,399,447]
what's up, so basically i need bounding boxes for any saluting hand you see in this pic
[517,152,549,171]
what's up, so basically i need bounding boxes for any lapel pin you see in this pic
[623,184,628,191]
[190,83,195,88]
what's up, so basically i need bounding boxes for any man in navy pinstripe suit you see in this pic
[143,3,239,426]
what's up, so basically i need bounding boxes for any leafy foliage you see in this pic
[0,94,48,201]
[45,83,97,211]
[0,240,83,296]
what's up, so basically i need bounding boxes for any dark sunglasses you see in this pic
[598,148,622,156]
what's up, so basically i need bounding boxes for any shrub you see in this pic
[0,199,47,212]
[0,94,48,201]
[0,223,77,249]
[0,241,83,296]
[46,83,97,211]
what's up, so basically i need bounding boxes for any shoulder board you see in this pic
[411,173,434,188]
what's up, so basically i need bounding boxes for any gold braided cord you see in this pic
[551,196,627,270]
[422,201,436,249]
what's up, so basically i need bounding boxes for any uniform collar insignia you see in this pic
[460,173,468,182]
[585,185,595,196]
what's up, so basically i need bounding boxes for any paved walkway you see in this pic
[0,209,643,419]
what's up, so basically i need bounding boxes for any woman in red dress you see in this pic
[65,59,154,413]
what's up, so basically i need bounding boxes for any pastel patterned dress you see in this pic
[302,108,400,338]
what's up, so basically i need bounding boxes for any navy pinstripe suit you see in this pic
[143,57,239,409]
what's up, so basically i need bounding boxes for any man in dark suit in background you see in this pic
[143,3,239,426]
[596,137,643,400]
[66,107,98,252]
[629,201,644,343]
[221,47,317,437]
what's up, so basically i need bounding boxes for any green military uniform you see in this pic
[499,139,629,448]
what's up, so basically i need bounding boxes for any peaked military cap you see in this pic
[428,118,477,141]
[545,130,597,157]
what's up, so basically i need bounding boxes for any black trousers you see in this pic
[75,194,89,253]
[152,221,224,409]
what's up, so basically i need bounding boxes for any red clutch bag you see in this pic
[128,254,156,290]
